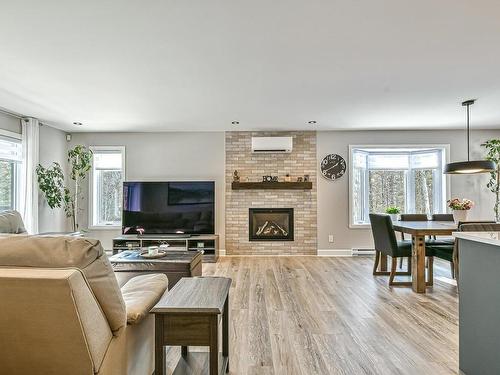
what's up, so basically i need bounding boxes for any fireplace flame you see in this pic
[255,220,289,237]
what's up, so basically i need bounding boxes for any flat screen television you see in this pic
[122,181,215,235]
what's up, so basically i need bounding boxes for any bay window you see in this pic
[350,145,448,226]
[0,134,22,211]
[90,146,125,227]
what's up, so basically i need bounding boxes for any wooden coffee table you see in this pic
[151,277,231,375]
[109,250,202,288]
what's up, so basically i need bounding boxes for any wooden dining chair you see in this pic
[369,213,434,287]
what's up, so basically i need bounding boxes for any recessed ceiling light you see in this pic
[308,120,317,124]
[231,121,239,125]
[73,122,83,126]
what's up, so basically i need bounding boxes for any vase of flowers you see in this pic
[447,198,474,224]
[385,206,401,221]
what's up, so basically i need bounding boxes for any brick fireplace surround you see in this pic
[225,131,317,255]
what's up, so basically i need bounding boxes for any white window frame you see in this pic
[348,144,451,228]
[89,146,126,229]
[0,129,22,211]
[0,129,22,140]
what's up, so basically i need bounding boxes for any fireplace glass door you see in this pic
[249,208,294,241]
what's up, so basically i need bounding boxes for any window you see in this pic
[349,145,448,226]
[90,146,125,227]
[0,133,22,211]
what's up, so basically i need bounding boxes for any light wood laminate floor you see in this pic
[166,256,458,375]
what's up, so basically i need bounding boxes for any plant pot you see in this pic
[453,210,469,224]
[389,214,399,222]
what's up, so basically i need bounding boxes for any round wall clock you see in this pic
[320,154,346,180]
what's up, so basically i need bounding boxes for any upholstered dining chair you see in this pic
[399,213,428,222]
[369,213,434,287]
[453,222,500,282]
[430,213,456,243]
[431,213,454,222]
[426,221,497,280]
[399,214,428,240]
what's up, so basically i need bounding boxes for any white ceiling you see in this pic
[1,0,500,132]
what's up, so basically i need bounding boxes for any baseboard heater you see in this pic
[351,248,375,256]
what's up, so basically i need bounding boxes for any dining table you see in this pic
[388,220,457,293]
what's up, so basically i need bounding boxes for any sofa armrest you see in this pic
[121,274,168,324]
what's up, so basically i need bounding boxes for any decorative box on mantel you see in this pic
[231,181,312,190]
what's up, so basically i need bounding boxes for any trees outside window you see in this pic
[0,161,14,210]
[368,170,406,215]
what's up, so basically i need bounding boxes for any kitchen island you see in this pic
[454,231,500,375]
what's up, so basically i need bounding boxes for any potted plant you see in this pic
[385,206,401,221]
[36,145,93,232]
[481,139,500,222]
[447,198,474,224]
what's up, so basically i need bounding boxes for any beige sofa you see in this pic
[0,236,168,375]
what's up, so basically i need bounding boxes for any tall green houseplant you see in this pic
[482,139,500,222]
[37,145,93,231]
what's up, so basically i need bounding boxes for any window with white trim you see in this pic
[0,134,22,211]
[90,146,125,227]
[350,146,447,226]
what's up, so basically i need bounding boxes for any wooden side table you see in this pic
[151,277,231,375]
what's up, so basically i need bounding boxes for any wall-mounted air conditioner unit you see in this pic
[251,136,293,153]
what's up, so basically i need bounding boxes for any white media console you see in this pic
[112,234,219,263]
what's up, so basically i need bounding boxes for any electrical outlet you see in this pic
[328,235,334,243]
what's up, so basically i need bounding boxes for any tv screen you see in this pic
[122,181,215,235]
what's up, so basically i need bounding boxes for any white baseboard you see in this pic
[435,276,457,286]
[352,248,375,256]
[219,249,372,257]
[220,253,317,257]
[317,249,352,257]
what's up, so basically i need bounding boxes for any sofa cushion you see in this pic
[0,236,126,334]
[0,210,27,234]
[121,273,168,324]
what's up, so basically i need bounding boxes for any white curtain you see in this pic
[21,117,39,234]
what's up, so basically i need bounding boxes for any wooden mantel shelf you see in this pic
[231,181,313,190]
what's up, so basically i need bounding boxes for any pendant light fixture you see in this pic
[444,99,496,174]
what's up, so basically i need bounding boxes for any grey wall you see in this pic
[38,125,68,232]
[317,129,500,251]
[0,112,21,134]
[68,132,225,250]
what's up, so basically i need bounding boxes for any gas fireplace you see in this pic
[249,208,294,241]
